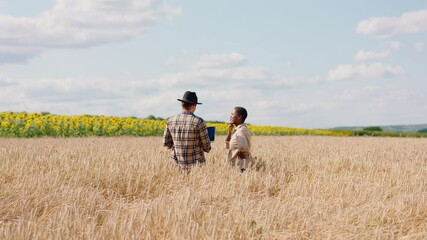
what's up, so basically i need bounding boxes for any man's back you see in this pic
[163,112,211,165]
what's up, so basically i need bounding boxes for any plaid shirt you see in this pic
[163,111,211,165]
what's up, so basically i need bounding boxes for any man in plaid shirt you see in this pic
[163,91,211,169]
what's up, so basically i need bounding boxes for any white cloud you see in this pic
[145,53,274,89]
[0,52,326,124]
[354,50,390,62]
[328,63,404,81]
[333,86,380,101]
[270,75,322,88]
[253,101,317,114]
[414,42,424,52]
[2,51,421,128]
[0,0,181,64]
[389,41,401,50]
[0,75,167,117]
[156,53,325,90]
[387,90,415,100]
[0,75,16,87]
[164,57,178,66]
[152,66,271,89]
[356,8,427,38]
[194,53,247,69]
[0,45,43,64]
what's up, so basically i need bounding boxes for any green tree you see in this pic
[363,126,383,132]
[417,128,427,133]
[147,115,156,120]
[147,115,164,120]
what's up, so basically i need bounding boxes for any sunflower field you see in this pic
[1,112,426,138]
[0,112,165,137]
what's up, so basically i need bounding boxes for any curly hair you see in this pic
[234,106,248,122]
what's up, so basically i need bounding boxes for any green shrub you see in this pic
[363,126,383,132]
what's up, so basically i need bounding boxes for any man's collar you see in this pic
[236,123,246,129]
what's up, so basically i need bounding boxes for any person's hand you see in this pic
[228,122,234,133]
[238,151,249,159]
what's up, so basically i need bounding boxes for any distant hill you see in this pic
[331,124,427,133]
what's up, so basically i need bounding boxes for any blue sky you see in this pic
[0,0,426,128]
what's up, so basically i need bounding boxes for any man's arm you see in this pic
[225,122,233,149]
[163,125,173,149]
[198,121,211,153]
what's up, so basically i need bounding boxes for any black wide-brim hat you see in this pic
[177,91,202,105]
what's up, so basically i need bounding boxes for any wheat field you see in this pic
[0,136,426,239]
